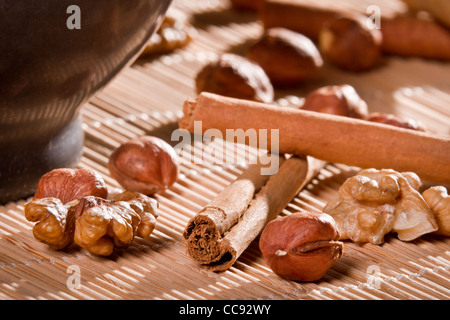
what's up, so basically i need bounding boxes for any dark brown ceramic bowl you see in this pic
[0,0,172,203]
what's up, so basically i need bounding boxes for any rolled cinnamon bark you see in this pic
[183,155,325,271]
[179,92,450,183]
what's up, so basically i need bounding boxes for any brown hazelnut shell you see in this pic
[301,84,369,119]
[247,28,323,87]
[108,136,179,195]
[33,168,108,204]
[319,14,382,72]
[259,211,343,282]
[195,53,274,103]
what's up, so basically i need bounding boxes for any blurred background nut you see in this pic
[368,112,426,131]
[246,28,323,87]
[301,84,369,119]
[319,14,382,72]
[195,53,274,103]
[259,211,343,282]
[108,136,179,195]
[141,8,195,56]
[33,168,108,204]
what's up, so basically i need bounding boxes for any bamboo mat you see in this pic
[1,0,450,300]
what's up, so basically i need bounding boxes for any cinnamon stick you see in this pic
[179,92,450,183]
[183,155,324,271]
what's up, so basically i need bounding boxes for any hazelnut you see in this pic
[195,53,274,103]
[319,14,382,72]
[259,212,343,282]
[368,112,426,131]
[301,84,369,119]
[108,136,179,195]
[246,28,323,87]
[33,168,108,204]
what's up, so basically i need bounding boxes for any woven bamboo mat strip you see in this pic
[1,0,450,300]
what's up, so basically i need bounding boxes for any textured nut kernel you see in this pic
[422,186,450,236]
[247,28,323,87]
[319,14,382,71]
[259,212,343,282]
[324,169,438,244]
[24,196,109,251]
[108,136,179,195]
[33,168,108,204]
[195,53,274,103]
[301,84,369,119]
[24,197,75,250]
[112,190,159,238]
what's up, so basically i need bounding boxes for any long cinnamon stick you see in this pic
[183,155,324,271]
[179,92,450,183]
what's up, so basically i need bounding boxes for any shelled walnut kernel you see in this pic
[24,191,158,256]
[323,169,438,244]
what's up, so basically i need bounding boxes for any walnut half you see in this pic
[25,191,158,256]
[323,169,438,244]
[422,186,450,236]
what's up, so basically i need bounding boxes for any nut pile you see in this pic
[24,135,180,256]
[24,168,159,256]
